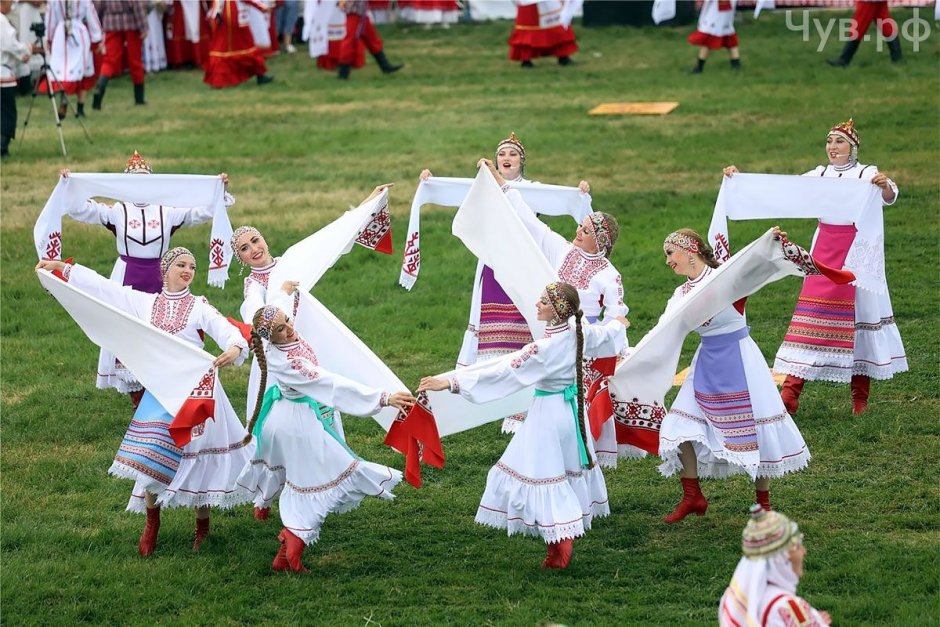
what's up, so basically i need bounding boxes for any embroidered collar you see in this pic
[250,258,278,275]
[544,322,570,337]
[161,287,192,300]
[831,161,856,172]
[274,340,301,352]
[686,266,712,286]
[574,246,604,261]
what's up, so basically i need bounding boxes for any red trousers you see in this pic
[849,1,897,41]
[101,30,145,84]
[338,14,383,65]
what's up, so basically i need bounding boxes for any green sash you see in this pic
[534,384,589,467]
[253,386,360,459]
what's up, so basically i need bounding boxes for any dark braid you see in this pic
[573,308,594,469]
[243,319,269,445]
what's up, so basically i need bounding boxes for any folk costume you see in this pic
[56,152,235,394]
[502,188,631,467]
[237,304,403,572]
[775,120,906,416]
[719,507,829,627]
[332,0,402,79]
[508,0,578,67]
[688,0,740,72]
[658,233,809,521]
[398,0,459,26]
[92,0,148,108]
[203,0,272,88]
[0,8,31,157]
[165,0,210,68]
[43,0,103,99]
[445,285,626,568]
[828,0,902,67]
[57,250,253,554]
[142,2,168,73]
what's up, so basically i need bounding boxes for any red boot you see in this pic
[780,376,805,415]
[254,506,270,520]
[273,528,309,573]
[192,516,210,551]
[664,477,708,524]
[755,489,772,511]
[541,538,574,569]
[851,375,870,415]
[138,506,161,557]
[271,535,289,571]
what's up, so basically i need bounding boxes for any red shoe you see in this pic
[851,375,870,416]
[780,376,805,415]
[254,506,270,521]
[542,538,574,569]
[271,537,289,571]
[664,477,708,524]
[274,528,309,573]
[192,516,210,551]
[138,507,161,557]
[755,489,772,511]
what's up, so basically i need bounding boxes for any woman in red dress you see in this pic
[508,1,577,69]
[203,0,273,88]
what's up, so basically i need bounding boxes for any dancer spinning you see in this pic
[479,157,628,465]
[238,301,414,572]
[419,282,627,569]
[724,119,907,415]
[37,248,254,556]
[658,229,809,523]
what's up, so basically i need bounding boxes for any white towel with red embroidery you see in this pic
[34,173,233,288]
[37,268,215,417]
[399,175,592,290]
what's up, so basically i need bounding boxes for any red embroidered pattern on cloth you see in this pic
[613,397,667,430]
[287,460,360,493]
[290,359,321,381]
[151,292,197,334]
[510,344,539,368]
[285,339,319,365]
[496,461,566,486]
[189,369,215,399]
[355,202,391,250]
[181,438,251,458]
[558,248,607,289]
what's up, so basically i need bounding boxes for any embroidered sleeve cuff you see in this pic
[500,183,511,194]
[60,263,73,281]
[380,391,390,407]
[448,377,460,394]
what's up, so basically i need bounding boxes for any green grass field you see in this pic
[2,9,938,625]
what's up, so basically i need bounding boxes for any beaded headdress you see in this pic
[254,305,281,341]
[545,282,575,322]
[663,230,701,255]
[160,247,195,277]
[827,118,859,148]
[495,132,526,172]
[124,150,152,174]
[230,225,262,256]
[741,505,802,560]
[587,213,613,256]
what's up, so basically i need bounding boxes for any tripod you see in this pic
[19,39,93,158]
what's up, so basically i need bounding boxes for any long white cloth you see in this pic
[707,173,886,294]
[247,2,271,48]
[264,188,406,431]
[424,166,561,437]
[303,0,338,58]
[37,269,214,417]
[399,175,592,290]
[607,230,807,438]
[179,0,202,42]
[34,173,233,287]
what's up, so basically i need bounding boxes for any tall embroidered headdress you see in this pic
[124,150,153,174]
[253,305,281,340]
[828,118,859,164]
[495,132,526,174]
[741,505,802,559]
[545,282,575,323]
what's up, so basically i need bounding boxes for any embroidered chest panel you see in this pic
[558,249,606,289]
[285,339,319,366]
[243,271,270,299]
[151,293,197,335]
[123,204,168,248]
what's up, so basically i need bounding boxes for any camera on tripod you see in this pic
[29,21,45,39]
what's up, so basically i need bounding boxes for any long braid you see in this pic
[242,327,268,445]
[573,309,594,469]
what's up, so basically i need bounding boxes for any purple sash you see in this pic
[121,255,163,294]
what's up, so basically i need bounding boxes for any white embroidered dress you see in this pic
[235,336,402,546]
[502,188,634,465]
[659,267,810,480]
[451,320,626,543]
[45,0,103,87]
[64,264,254,512]
[773,162,907,382]
[66,193,234,392]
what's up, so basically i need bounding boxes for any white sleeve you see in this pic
[240,278,266,323]
[277,359,387,417]
[198,297,248,365]
[84,1,103,42]
[452,339,550,404]
[596,270,628,319]
[861,165,899,206]
[164,202,216,229]
[65,198,116,227]
[65,264,152,319]
[583,320,626,358]
[504,188,571,267]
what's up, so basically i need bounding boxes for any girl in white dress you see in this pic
[419,282,627,569]
[237,302,414,572]
[37,248,254,556]
[658,229,810,523]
